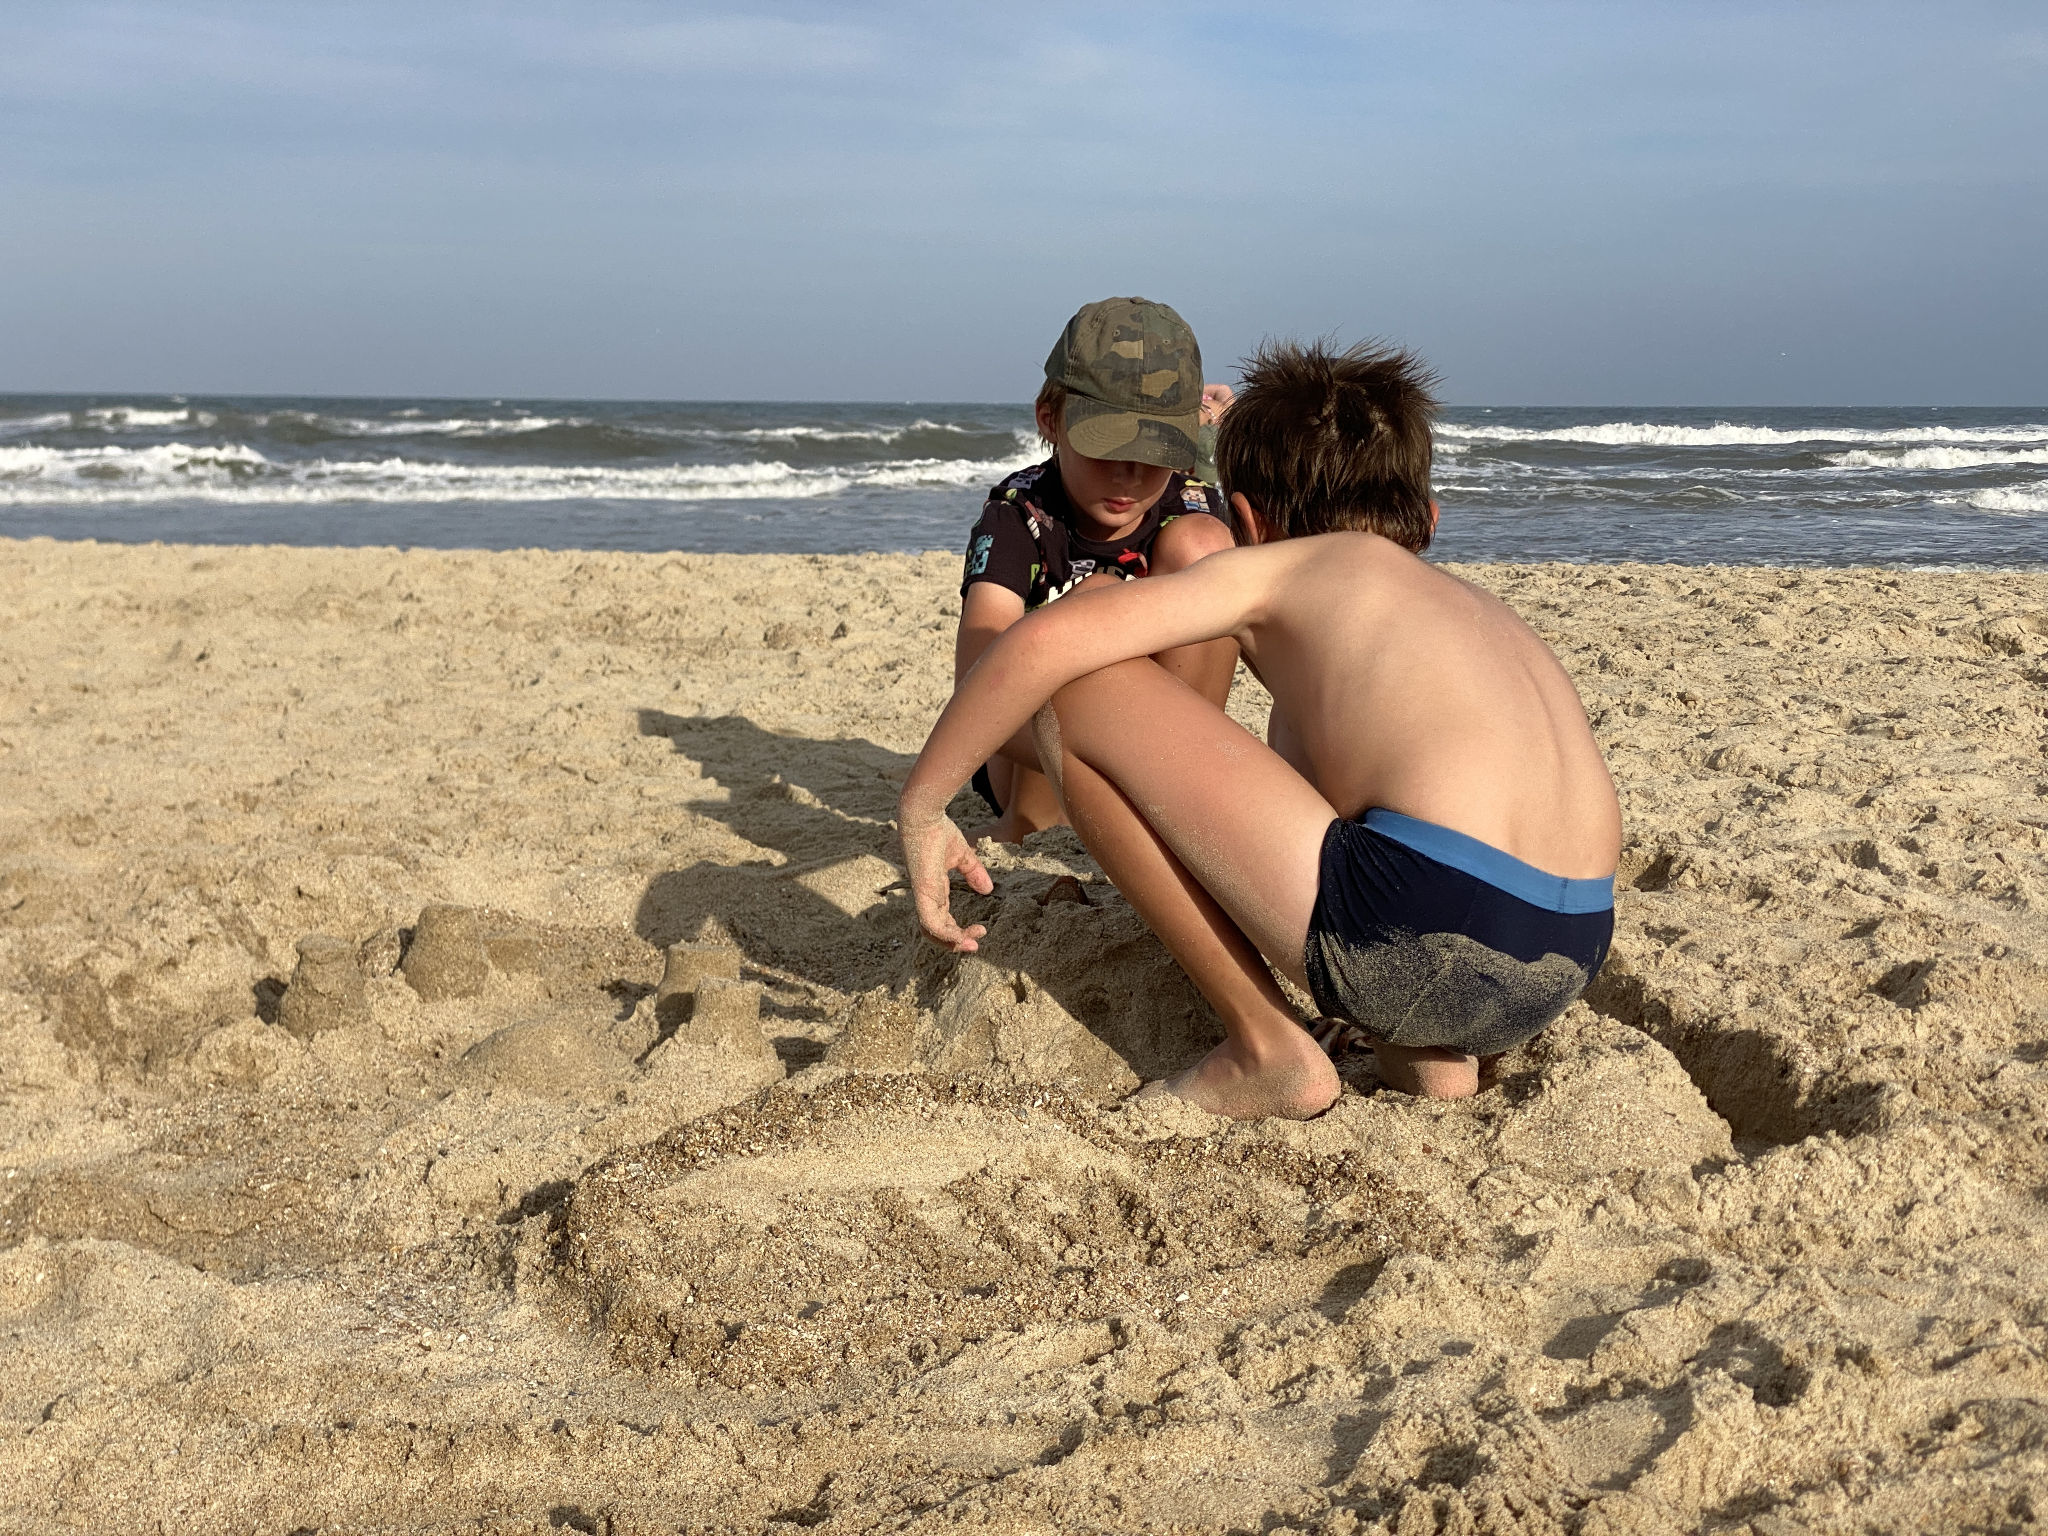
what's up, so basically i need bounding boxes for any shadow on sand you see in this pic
[629,709,1221,1088]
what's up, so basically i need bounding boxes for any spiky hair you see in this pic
[1215,339,1441,550]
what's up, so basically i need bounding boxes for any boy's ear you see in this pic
[1035,399,1062,445]
[1229,491,1270,545]
[1429,498,1440,535]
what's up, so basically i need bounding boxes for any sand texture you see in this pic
[3,538,2046,1534]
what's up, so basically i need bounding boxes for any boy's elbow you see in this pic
[993,607,1075,698]
[997,615,1055,682]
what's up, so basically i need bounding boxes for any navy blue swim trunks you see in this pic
[1303,809,1614,1059]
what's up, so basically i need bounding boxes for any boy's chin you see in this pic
[1075,508,1137,536]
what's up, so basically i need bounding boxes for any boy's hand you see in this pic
[900,810,994,952]
[1200,383,1236,426]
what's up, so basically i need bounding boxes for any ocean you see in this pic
[3,396,2045,567]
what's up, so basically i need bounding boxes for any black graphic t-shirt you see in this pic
[960,458,1232,611]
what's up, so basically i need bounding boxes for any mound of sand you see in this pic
[3,540,2047,1533]
[821,838,1226,1092]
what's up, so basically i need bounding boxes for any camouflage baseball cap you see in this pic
[1044,297,1203,472]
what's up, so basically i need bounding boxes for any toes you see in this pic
[1310,1017,1365,1058]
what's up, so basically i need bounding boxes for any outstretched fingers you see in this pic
[916,893,989,953]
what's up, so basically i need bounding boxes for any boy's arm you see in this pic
[903,545,1272,949]
[954,584,1043,769]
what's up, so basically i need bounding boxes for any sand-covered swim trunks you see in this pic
[1303,809,1614,1058]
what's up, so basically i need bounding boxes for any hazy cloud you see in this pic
[559,14,888,78]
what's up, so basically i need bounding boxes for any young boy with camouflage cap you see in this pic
[905,339,1620,1118]
[956,296,1238,844]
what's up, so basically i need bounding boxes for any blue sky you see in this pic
[2,2,2043,403]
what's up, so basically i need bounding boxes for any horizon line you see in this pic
[3,390,2045,412]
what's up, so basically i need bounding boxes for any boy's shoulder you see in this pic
[1167,475,1226,524]
[1249,531,1532,643]
[987,459,1052,505]
[976,459,1059,544]
[1221,530,1429,605]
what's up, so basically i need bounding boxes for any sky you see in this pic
[2,2,2044,404]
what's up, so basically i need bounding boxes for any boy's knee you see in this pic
[1153,514,1235,574]
[1046,656,1176,766]
[1048,655,1155,715]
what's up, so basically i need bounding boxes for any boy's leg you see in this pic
[1037,655,1342,1120]
[978,756,1066,844]
[1150,515,1239,705]
[977,529,1236,847]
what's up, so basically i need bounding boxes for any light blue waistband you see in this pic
[1363,808,1615,914]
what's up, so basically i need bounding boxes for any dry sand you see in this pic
[2,537,2045,1534]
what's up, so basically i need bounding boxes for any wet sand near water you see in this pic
[2,537,2046,1534]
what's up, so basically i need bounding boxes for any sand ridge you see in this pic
[2,538,2046,1533]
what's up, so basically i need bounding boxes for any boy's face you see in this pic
[1037,401,1174,539]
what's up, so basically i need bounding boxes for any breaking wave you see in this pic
[1440,420,2048,449]
[689,420,1030,446]
[0,441,1041,506]
[0,412,76,438]
[1968,486,2048,515]
[1826,446,2048,471]
[0,405,1035,451]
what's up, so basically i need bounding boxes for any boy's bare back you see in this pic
[1241,531,1620,881]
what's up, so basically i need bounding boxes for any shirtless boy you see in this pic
[958,296,1238,843]
[901,340,1620,1117]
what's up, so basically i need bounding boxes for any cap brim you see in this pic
[1063,396,1200,473]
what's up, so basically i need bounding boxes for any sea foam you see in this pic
[0,413,74,439]
[1440,421,2048,449]
[1968,486,2048,515]
[0,441,1041,506]
[1827,447,2048,471]
[281,413,578,438]
[82,407,216,430]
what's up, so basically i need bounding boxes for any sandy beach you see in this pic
[2,536,2046,1534]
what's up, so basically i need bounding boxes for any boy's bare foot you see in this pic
[1371,1043,1481,1099]
[1310,1017,1359,1055]
[1135,1030,1340,1121]
[1307,1019,1498,1101]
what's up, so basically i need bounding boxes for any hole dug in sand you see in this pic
[531,999,1992,1531]
[1582,959,1884,1147]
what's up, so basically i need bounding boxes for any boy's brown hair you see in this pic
[1214,339,1441,551]
[1034,378,1069,447]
